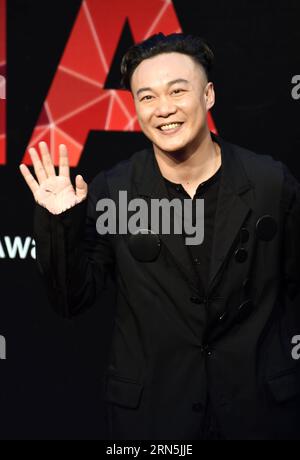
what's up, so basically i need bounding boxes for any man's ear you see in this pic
[205,82,215,111]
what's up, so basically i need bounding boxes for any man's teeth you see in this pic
[160,123,182,131]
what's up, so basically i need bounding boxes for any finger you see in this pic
[28,147,47,184]
[59,144,70,177]
[39,141,56,177]
[75,175,88,201]
[19,163,39,196]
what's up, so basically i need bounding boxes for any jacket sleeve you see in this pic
[281,165,300,302]
[33,171,115,318]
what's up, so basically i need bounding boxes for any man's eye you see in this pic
[172,88,184,95]
[141,95,153,101]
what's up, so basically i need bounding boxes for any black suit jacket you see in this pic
[34,133,300,440]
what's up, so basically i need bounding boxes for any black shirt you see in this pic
[163,164,222,295]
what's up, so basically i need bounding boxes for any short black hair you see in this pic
[120,32,214,91]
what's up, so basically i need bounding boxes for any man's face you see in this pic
[131,52,215,155]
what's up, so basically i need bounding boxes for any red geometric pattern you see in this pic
[23,0,217,167]
[0,0,6,165]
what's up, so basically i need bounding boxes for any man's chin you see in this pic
[153,140,187,155]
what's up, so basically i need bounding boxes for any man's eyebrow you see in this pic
[136,78,189,97]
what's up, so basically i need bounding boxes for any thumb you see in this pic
[75,174,88,201]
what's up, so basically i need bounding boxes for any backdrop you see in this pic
[0,0,299,439]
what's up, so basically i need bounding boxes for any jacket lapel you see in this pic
[208,135,254,290]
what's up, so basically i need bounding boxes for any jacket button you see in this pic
[236,299,253,322]
[190,296,202,304]
[201,344,212,356]
[234,248,248,263]
[238,299,253,312]
[240,227,249,243]
[242,277,250,293]
[256,215,277,241]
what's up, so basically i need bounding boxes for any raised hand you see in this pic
[19,142,88,215]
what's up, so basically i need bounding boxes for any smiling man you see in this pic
[127,40,220,201]
[20,33,300,440]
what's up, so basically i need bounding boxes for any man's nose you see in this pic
[154,96,177,117]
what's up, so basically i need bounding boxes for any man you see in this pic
[19,33,300,440]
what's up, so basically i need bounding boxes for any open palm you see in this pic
[19,142,88,215]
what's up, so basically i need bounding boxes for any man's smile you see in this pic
[156,121,184,134]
